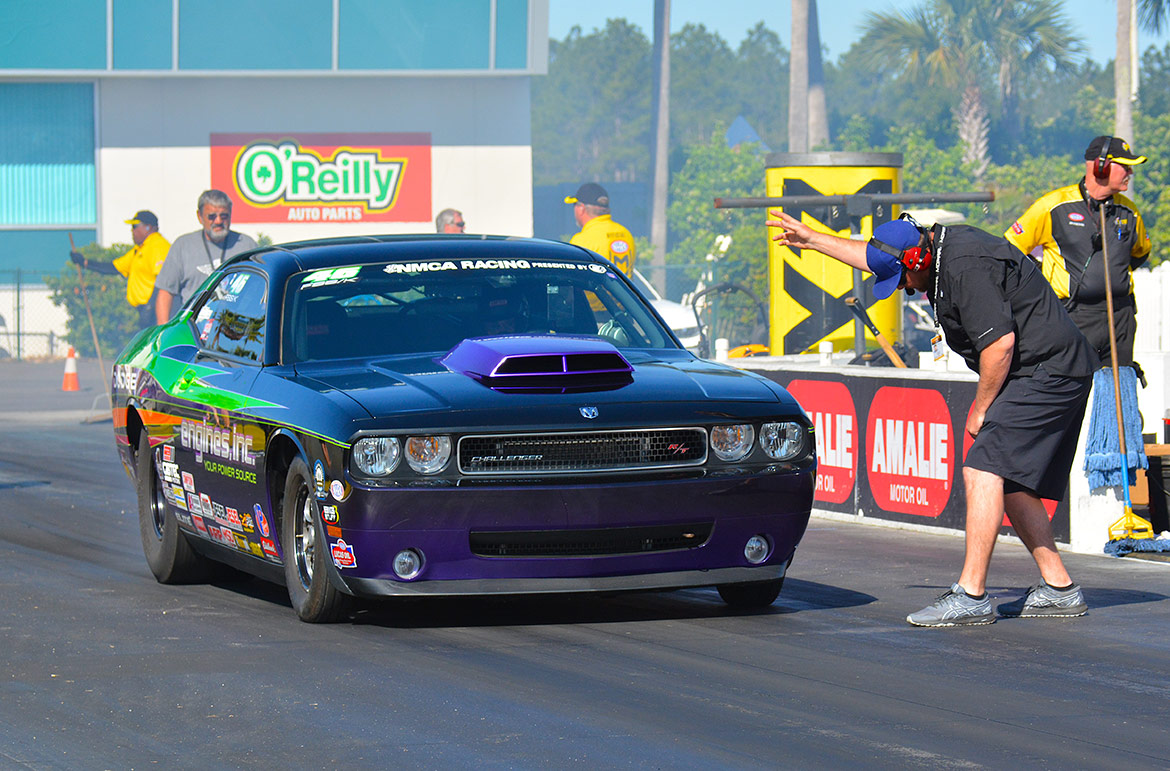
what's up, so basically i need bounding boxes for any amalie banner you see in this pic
[746,367,1071,542]
[211,133,431,224]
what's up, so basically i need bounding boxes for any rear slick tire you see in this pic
[717,578,784,608]
[136,431,211,583]
[281,457,354,623]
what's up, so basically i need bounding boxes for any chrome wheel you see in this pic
[294,485,317,590]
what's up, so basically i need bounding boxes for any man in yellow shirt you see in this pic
[71,210,170,329]
[565,183,636,277]
[1005,137,1151,367]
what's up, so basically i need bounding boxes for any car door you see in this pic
[169,269,271,558]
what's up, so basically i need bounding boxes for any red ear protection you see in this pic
[1094,135,1113,178]
[869,213,932,271]
[868,237,930,271]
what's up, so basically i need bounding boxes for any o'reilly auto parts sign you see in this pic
[211,133,431,223]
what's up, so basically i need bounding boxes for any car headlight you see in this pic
[352,436,401,476]
[405,435,452,474]
[710,424,755,461]
[760,421,806,461]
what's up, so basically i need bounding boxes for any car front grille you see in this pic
[469,522,714,557]
[458,428,707,475]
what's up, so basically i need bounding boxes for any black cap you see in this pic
[564,183,610,207]
[124,210,159,227]
[1084,136,1147,166]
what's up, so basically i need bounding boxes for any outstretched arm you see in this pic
[69,251,119,275]
[766,210,871,273]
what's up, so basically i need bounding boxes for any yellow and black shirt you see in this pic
[569,214,636,277]
[1005,181,1150,304]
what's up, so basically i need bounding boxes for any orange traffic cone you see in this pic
[61,346,80,391]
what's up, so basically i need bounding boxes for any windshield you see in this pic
[285,257,676,362]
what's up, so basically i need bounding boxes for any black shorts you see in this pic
[964,364,1092,500]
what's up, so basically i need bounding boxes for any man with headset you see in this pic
[768,210,1096,626]
[1006,136,1151,368]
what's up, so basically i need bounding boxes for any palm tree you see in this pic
[1122,0,1170,140]
[1118,0,1135,142]
[808,0,830,149]
[788,0,809,153]
[649,0,670,294]
[861,0,1082,180]
[985,0,1083,147]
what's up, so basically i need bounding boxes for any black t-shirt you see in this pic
[927,224,1095,378]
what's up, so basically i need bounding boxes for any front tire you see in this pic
[281,457,354,623]
[717,578,784,608]
[137,431,211,583]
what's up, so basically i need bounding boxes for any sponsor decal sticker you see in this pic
[327,525,343,538]
[192,514,208,535]
[200,493,213,518]
[112,364,141,393]
[314,460,327,499]
[181,471,195,493]
[255,504,270,538]
[215,526,237,548]
[249,542,263,557]
[1010,221,1024,235]
[239,509,254,533]
[330,479,346,501]
[330,539,357,569]
[162,445,174,463]
[233,533,249,550]
[1068,212,1085,222]
[160,459,180,486]
[170,485,188,510]
[610,239,630,255]
[187,493,203,517]
[181,418,256,466]
[381,258,534,275]
[174,511,192,528]
[261,537,279,558]
[212,133,431,223]
[786,379,858,505]
[222,506,243,531]
[866,386,954,518]
[321,505,339,524]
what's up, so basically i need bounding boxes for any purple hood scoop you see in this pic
[439,335,634,393]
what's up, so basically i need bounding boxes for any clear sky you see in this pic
[548,0,1170,66]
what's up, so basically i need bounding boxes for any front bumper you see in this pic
[344,562,789,597]
[323,464,814,599]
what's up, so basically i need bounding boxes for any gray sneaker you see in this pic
[997,583,1088,618]
[906,583,995,627]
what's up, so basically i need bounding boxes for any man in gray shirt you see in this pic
[155,189,258,323]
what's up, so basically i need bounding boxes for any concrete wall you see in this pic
[96,76,534,245]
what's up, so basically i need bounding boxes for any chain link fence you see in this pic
[0,270,70,360]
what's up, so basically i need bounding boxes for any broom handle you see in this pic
[69,233,112,409]
[1098,206,1131,510]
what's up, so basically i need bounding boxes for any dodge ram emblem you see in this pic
[579,406,599,419]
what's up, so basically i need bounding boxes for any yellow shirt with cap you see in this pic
[112,231,170,307]
[569,215,636,277]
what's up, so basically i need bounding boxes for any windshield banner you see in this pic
[211,132,431,223]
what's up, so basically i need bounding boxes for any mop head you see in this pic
[1105,532,1170,557]
[1083,367,1147,489]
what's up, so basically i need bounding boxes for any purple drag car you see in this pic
[112,236,815,622]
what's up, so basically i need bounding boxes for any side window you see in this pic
[192,271,268,362]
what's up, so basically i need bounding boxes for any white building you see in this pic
[0,0,549,355]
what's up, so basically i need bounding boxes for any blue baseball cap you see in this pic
[866,220,921,300]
